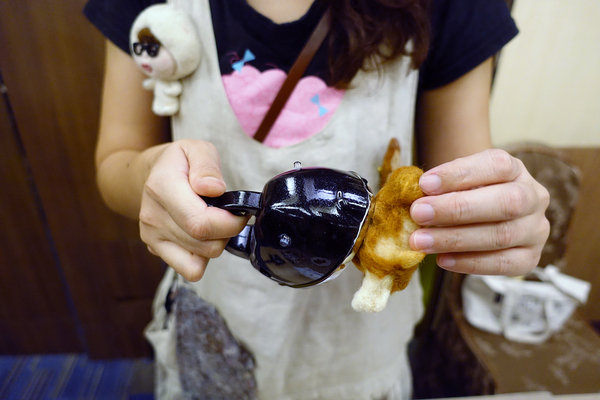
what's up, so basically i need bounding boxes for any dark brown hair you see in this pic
[328,0,431,88]
[137,27,162,45]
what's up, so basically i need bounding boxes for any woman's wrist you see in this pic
[96,143,170,219]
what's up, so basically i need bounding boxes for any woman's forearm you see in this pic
[95,40,171,219]
[96,144,168,219]
[416,58,493,169]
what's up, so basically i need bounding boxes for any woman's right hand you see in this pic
[139,139,248,281]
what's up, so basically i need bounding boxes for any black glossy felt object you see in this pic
[203,164,372,287]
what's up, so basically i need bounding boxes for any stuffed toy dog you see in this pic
[351,139,426,312]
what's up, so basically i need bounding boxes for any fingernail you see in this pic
[412,232,434,251]
[196,176,226,189]
[420,174,441,193]
[194,176,226,196]
[197,176,225,184]
[411,203,435,224]
[437,255,456,268]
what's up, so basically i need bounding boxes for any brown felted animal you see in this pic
[350,139,426,312]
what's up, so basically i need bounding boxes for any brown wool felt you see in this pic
[350,138,426,312]
[353,166,426,293]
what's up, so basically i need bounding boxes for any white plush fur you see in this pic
[130,4,201,80]
[351,270,394,313]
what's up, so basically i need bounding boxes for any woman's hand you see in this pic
[95,42,246,281]
[139,139,248,281]
[409,149,550,276]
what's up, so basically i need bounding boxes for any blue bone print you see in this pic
[232,49,256,72]
[310,94,328,117]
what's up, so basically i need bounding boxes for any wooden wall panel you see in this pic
[0,79,82,354]
[561,148,600,322]
[0,0,165,357]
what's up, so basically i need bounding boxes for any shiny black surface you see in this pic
[204,167,372,287]
[203,191,261,216]
[252,168,370,287]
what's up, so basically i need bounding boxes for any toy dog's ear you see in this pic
[379,138,402,186]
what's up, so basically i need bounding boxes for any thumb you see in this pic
[183,141,227,197]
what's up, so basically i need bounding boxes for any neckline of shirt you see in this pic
[229,0,327,43]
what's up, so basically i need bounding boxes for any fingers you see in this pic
[409,148,551,276]
[140,208,232,282]
[410,214,549,276]
[184,140,227,197]
[140,205,229,254]
[147,239,210,282]
[143,142,247,241]
[410,213,550,254]
[410,181,540,226]
[141,195,242,250]
[418,149,522,195]
[139,140,248,281]
[435,246,544,277]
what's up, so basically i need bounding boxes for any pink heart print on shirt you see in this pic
[222,64,345,148]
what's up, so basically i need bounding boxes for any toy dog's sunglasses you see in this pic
[132,42,161,57]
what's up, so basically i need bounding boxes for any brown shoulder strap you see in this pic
[253,7,332,144]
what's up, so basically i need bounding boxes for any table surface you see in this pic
[426,392,600,400]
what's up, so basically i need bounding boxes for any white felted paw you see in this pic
[351,270,393,313]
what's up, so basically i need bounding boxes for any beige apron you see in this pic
[145,1,424,399]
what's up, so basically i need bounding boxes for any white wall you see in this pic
[490,0,600,147]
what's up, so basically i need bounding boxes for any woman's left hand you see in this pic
[409,148,550,276]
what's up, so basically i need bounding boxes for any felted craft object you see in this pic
[130,4,201,116]
[351,138,426,312]
[175,287,257,399]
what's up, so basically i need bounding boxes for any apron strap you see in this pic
[253,7,332,143]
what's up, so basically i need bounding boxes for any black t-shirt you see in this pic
[210,0,330,81]
[83,0,517,90]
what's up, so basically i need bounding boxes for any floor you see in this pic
[0,354,154,400]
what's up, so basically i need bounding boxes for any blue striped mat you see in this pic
[0,354,154,400]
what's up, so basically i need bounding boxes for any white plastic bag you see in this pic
[461,265,590,344]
